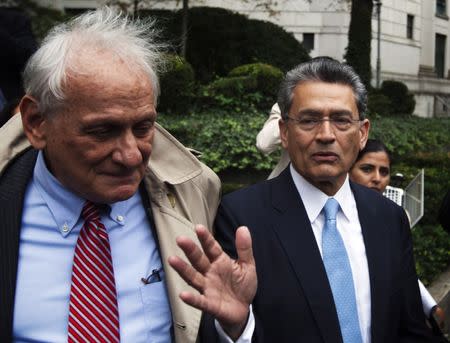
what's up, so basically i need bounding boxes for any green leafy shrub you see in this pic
[200,63,283,112]
[370,117,450,159]
[380,80,415,115]
[413,224,450,285]
[144,7,309,82]
[157,110,279,173]
[367,91,391,116]
[228,63,283,99]
[207,76,258,98]
[194,85,265,115]
[158,54,195,114]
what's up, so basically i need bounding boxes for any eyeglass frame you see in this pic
[285,114,362,132]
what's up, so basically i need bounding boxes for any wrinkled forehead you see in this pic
[290,81,359,115]
[63,49,154,103]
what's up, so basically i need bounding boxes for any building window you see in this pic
[435,34,446,78]
[407,15,414,39]
[302,33,314,51]
[436,0,447,17]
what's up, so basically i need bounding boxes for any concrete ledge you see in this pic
[429,266,450,335]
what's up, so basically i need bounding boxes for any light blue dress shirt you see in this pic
[13,151,173,342]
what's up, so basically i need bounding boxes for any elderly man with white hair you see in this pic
[0,8,257,343]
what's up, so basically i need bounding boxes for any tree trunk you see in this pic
[344,0,373,89]
[181,0,188,58]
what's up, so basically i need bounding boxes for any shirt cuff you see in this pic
[214,305,255,343]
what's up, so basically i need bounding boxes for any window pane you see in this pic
[407,14,414,39]
[437,0,447,16]
[435,34,446,78]
[302,33,314,51]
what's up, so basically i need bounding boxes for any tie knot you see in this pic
[323,198,339,221]
[82,201,100,222]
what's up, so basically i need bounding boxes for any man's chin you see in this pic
[94,185,140,204]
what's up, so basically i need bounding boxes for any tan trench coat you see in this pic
[0,114,221,343]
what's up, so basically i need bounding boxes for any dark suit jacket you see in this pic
[438,189,450,233]
[214,167,435,343]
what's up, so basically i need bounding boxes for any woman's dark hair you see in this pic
[356,139,391,165]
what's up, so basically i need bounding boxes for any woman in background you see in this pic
[350,139,446,336]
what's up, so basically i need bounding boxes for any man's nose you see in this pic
[315,119,335,142]
[113,131,143,167]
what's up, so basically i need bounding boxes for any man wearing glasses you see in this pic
[213,57,436,342]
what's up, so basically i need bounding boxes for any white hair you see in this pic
[23,7,164,114]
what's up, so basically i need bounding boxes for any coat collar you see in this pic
[0,114,203,185]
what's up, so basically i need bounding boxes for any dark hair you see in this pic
[356,139,391,165]
[277,56,367,120]
[0,97,21,127]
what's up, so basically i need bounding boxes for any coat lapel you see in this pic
[269,169,343,343]
[0,148,37,342]
[143,177,202,343]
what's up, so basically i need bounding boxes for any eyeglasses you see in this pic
[286,115,361,131]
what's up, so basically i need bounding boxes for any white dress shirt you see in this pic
[290,165,372,343]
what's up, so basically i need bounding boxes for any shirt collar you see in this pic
[289,164,353,223]
[33,151,130,237]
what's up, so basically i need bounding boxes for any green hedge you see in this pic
[228,63,284,99]
[158,110,279,172]
[413,224,450,285]
[199,63,283,112]
[369,116,450,159]
[144,7,310,82]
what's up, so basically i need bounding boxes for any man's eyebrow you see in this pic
[296,109,323,116]
[329,110,354,117]
[295,109,354,117]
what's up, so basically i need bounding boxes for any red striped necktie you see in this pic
[68,201,120,342]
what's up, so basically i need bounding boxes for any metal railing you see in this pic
[435,95,450,117]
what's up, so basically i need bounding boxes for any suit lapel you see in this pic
[0,148,37,342]
[352,183,389,342]
[269,169,343,343]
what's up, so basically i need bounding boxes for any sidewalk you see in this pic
[429,266,450,335]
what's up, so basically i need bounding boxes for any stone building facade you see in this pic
[46,0,450,117]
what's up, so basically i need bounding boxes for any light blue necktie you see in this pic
[322,198,363,343]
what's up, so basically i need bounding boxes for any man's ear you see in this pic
[359,118,370,150]
[279,118,289,149]
[20,95,47,150]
